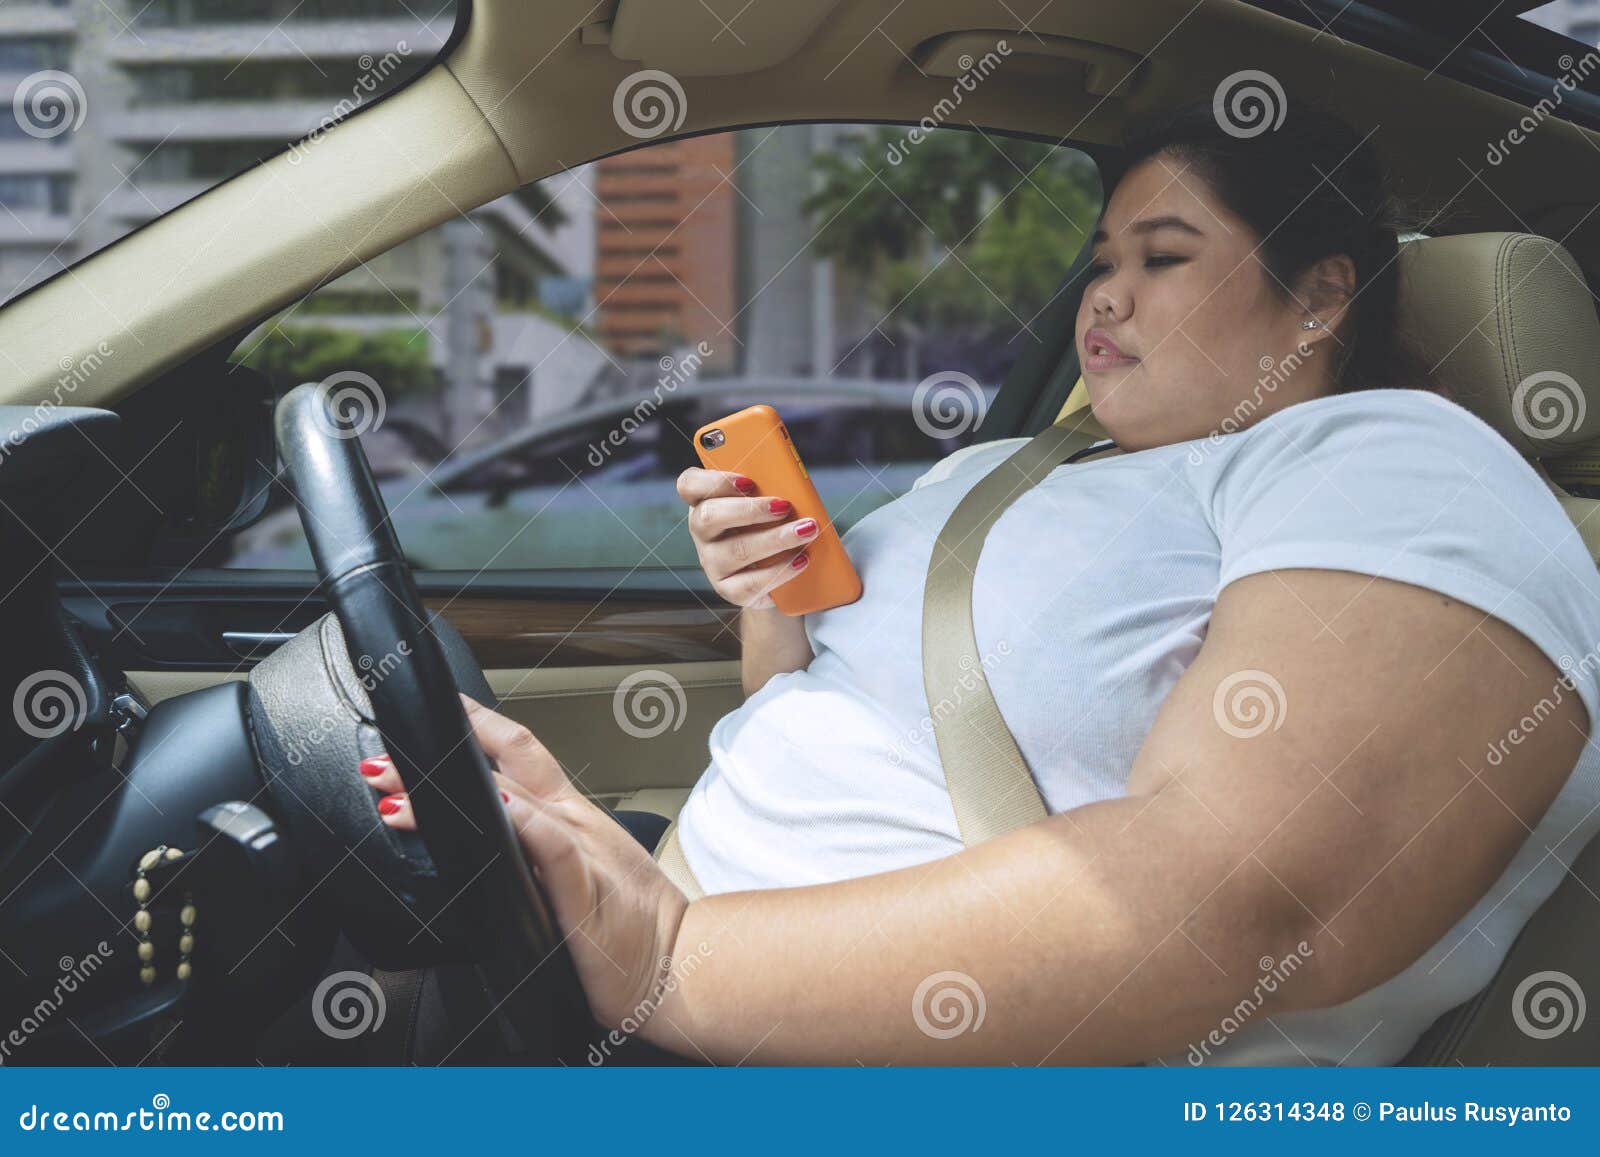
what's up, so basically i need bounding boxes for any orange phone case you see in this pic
[692,404,863,616]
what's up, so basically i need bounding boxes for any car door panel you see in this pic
[67,573,743,799]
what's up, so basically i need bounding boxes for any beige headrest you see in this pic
[1398,232,1600,460]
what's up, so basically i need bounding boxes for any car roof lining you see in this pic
[2,0,1598,412]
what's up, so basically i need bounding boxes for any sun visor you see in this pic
[606,0,846,76]
[915,30,1145,98]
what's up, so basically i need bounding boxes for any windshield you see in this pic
[0,0,458,306]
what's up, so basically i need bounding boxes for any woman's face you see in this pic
[1075,151,1337,450]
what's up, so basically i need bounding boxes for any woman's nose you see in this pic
[1090,281,1129,322]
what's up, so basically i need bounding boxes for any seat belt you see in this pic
[923,422,1112,844]
[655,819,704,899]
[655,422,1112,893]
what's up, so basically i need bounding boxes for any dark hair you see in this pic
[1119,100,1437,395]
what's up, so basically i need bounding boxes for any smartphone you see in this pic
[692,404,863,616]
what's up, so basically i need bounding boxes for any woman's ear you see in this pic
[1296,254,1358,348]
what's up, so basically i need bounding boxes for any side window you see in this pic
[222,124,1102,571]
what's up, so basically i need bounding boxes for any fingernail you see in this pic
[768,498,791,515]
[378,793,406,816]
[794,518,818,538]
[500,791,511,804]
[791,552,809,569]
[359,756,391,778]
[733,475,757,494]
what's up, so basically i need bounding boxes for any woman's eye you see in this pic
[1086,260,1111,278]
[1145,254,1188,269]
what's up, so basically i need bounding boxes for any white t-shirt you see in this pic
[673,388,1600,1064]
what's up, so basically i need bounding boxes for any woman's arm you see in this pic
[634,568,1586,1063]
[739,605,814,697]
[436,565,1584,1065]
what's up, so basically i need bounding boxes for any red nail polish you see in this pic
[768,498,792,515]
[378,794,406,816]
[794,518,818,538]
[791,552,809,569]
[359,756,390,778]
[734,475,757,494]
[500,791,511,804]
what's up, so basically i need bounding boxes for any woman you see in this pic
[365,104,1600,1065]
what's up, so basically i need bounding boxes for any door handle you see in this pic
[222,630,295,659]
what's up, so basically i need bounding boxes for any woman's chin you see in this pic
[1084,381,1139,431]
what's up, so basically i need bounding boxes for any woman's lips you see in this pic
[1082,328,1139,372]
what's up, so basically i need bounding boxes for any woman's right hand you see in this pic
[676,467,820,609]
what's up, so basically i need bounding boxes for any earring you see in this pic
[1301,320,1321,330]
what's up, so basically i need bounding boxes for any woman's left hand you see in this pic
[357,694,690,1037]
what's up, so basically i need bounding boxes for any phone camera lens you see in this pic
[700,429,726,450]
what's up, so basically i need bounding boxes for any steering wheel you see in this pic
[251,382,591,1061]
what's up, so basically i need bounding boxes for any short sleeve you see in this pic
[1210,390,1600,727]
